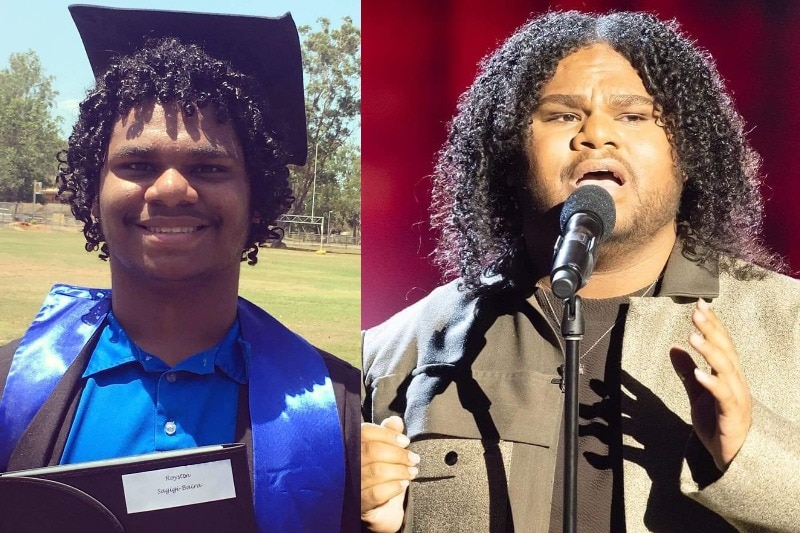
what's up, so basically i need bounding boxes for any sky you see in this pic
[0,1,360,137]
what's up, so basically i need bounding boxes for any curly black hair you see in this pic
[431,11,782,293]
[56,37,294,265]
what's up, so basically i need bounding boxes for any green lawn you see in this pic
[0,226,360,367]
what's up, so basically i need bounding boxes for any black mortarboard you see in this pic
[68,4,308,165]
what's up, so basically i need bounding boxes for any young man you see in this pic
[362,11,800,533]
[0,6,358,532]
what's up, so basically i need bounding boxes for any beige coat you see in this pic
[363,252,800,532]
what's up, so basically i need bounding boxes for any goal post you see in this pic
[276,214,325,248]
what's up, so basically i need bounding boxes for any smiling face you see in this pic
[97,101,251,285]
[523,43,682,252]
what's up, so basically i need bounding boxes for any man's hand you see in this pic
[670,298,753,471]
[361,416,419,533]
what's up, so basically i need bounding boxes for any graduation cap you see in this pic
[68,4,308,166]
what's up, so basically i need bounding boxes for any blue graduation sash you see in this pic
[0,284,345,532]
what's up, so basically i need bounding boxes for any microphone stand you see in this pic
[560,294,583,533]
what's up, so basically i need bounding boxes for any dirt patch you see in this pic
[10,222,50,232]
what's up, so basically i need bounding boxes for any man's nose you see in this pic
[571,113,619,151]
[144,168,198,206]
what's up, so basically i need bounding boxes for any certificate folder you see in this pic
[0,443,256,533]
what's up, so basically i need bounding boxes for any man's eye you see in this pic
[620,114,647,122]
[125,162,153,172]
[195,165,225,174]
[551,113,581,122]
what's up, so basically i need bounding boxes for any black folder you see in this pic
[0,443,256,533]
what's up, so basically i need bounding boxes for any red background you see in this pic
[362,1,800,328]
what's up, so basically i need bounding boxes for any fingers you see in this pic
[363,462,419,490]
[362,417,419,474]
[688,300,750,404]
[361,441,420,491]
[361,416,419,512]
[362,475,410,512]
[380,415,405,433]
[684,299,752,468]
[690,299,739,374]
[363,416,410,448]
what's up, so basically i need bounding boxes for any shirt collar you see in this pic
[527,238,719,303]
[84,313,249,384]
[656,240,719,299]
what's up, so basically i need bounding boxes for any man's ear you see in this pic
[91,199,100,219]
[252,210,262,224]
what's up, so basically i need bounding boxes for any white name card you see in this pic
[122,458,237,514]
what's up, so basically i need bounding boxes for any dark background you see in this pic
[362,0,800,328]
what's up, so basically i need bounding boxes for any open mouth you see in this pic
[577,170,623,186]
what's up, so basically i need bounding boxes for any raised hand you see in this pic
[361,416,419,533]
[670,298,753,471]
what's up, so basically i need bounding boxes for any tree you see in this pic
[0,51,65,202]
[290,17,360,230]
[332,143,360,238]
[315,142,361,239]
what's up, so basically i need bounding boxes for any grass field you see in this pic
[0,225,360,368]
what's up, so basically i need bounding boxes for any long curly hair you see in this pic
[56,37,294,265]
[431,11,782,293]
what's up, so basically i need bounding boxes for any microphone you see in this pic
[550,185,616,299]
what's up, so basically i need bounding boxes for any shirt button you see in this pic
[164,420,177,435]
[166,372,177,383]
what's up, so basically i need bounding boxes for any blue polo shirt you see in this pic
[60,313,249,464]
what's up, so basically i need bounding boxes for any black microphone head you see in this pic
[559,185,616,241]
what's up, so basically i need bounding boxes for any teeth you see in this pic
[147,227,198,234]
